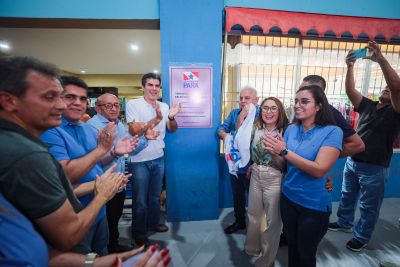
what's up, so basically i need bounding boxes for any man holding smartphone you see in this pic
[328,41,400,252]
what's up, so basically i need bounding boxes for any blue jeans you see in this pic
[336,158,388,243]
[280,194,330,267]
[129,156,164,236]
[85,216,109,256]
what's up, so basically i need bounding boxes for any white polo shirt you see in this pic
[126,97,169,162]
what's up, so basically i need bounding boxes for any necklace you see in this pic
[264,125,277,136]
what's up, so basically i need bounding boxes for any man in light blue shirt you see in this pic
[87,93,148,253]
[217,86,259,234]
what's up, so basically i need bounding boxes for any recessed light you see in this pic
[153,70,158,74]
[130,44,139,51]
[0,41,11,52]
[80,69,86,74]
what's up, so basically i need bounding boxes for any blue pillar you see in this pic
[160,0,223,221]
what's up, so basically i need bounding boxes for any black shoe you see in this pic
[380,261,399,267]
[134,235,149,247]
[224,222,246,234]
[108,244,133,253]
[328,222,353,233]
[154,224,169,232]
[279,232,288,247]
[346,238,367,252]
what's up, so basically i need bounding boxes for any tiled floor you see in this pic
[119,199,400,267]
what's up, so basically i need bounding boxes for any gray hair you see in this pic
[240,86,258,97]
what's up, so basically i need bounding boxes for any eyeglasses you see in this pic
[61,94,88,103]
[261,105,278,113]
[97,103,120,110]
[294,98,315,106]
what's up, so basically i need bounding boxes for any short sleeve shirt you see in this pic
[40,118,105,223]
[282,124,343,212]
[126,97,169,162]
[330,104,356,139]
[352,97,400,167]
[0,119,82,220]
[0,120,91,254]
[87,114,127,173]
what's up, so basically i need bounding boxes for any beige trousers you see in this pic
[244,164,283,267]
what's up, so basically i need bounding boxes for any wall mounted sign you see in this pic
[169,64,213,128]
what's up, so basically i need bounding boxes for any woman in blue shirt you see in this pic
[264,85,343,267]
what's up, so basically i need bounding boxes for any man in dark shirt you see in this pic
[300,75,365,157]
[328,41,400,252]
[0,56,124,253]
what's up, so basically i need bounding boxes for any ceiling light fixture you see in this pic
[0,40,11,52]
[130,44,139,51]
[80,69,86,74]
[153,69,158,74]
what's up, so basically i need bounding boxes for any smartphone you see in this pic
[353,47,367,59]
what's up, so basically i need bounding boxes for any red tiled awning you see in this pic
[226,7,400,41]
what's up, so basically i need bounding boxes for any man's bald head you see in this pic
[95,93,120,122]
[239,86,259,109]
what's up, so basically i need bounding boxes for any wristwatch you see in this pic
[84,253,98,267]
[110,147,118,158]
[279,148,289,158]
[168,115,175,121]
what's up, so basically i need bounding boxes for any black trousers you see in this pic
[106,190,126,248]
[280,194,330,267]
[230,173,250,225]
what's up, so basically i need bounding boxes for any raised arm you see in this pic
[263,131,341,178]
[60,123,116,182]
[285,146,340,178]
[341,133,365,157]
[128,104,163,136]
[235,104,249,130]
[217,109,236,140]
[345,51,363,109]
[166,103,180,132]
[366,41,400,112]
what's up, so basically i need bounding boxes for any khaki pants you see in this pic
[245,164,283,267]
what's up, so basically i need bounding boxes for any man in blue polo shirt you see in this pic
[41,76,136,255]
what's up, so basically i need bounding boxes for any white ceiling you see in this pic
[0,28,161,75]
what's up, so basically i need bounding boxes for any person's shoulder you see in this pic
[127,97,143,105]
[283,124,298,135]
[358,97,375,109]
[87,114,98,124]
[329,105,343,116]
[80,122,98,136]
[158,101,169,107]
[319,125,342,135]
[1,131,48,157]
[41,126,65,141]
[229,108,241,115]
[158,101,169,112]
[286,124,297,131]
